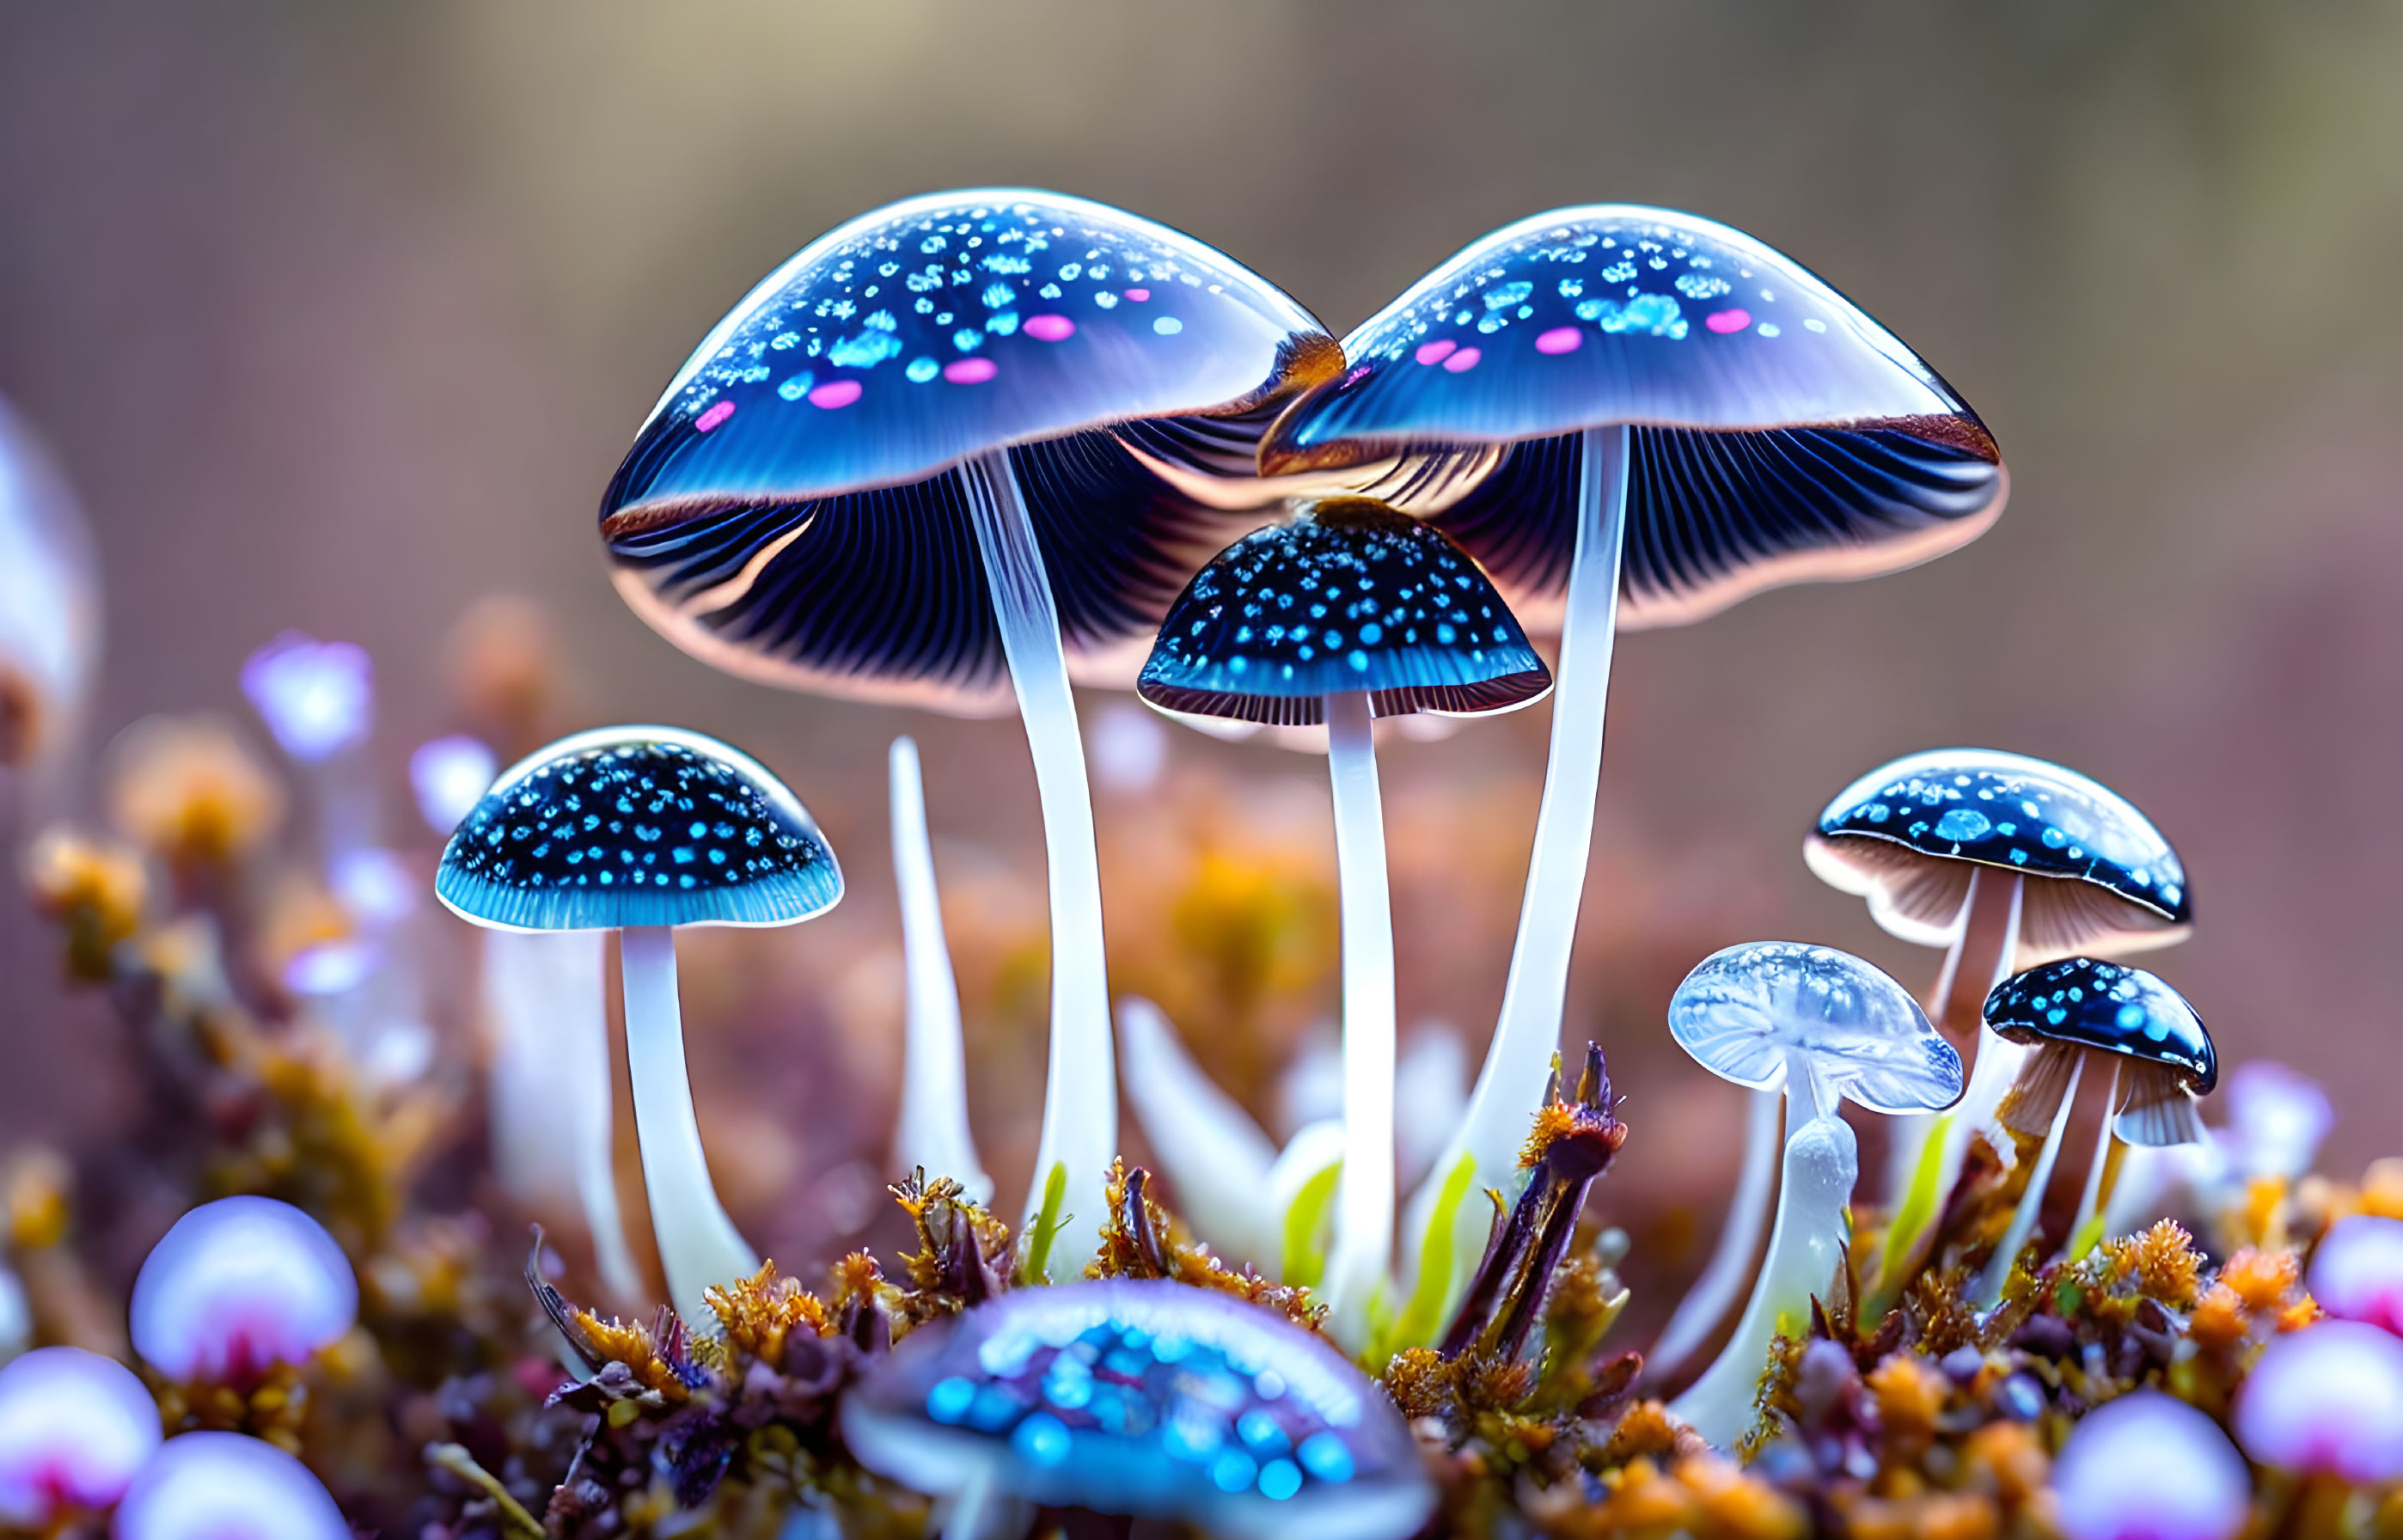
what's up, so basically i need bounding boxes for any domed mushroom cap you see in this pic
[2050,1391,2249,1540]
[841,1279,1432,1540]
[0,396,101,767]
[602,190,1342,714]
[111,1432,350,1540]
[435,726,841,933]
[1668,942,1962,1115]
[0,1347,162,1525]
[1137,498,1551,728]
[1260,206,2003,631]
[130,1197,358,1384]
[1981,959,2216,1096]
[2235,1320,2403,1482]
[2308,1215,2403,1337]
[1806,748,2190,957]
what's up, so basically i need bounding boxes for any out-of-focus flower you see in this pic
[130,1197,358,1386]
[2234,1319,2403,1481]
[328,846,415,928]
[407,735,495,836]
[1089,701,1168,792]
[2051,1390,2249,1540]
[105,715,285,871]
[23,827,146,980]
[0,1348,160,1525]
[2309,1214,2403,1336]
[239,632,372,763]
[111,1432,349,1540]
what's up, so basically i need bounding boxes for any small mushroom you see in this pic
[1135,498,1551,1343]
[1662,942,1960,1447]
[841,1279,1432,1540]
[0,395,100,775]
[2308,1215,2403,1337]
[111,1432,349,1540]
[2235,1320,2403,1482]
[1808,749,2190,1295]
[1972,959,2214,1302]
[890,735,991,1202]
[1261,209,2006,1323]
[601,191,1340,1276]
[435,726,843,1326]
[238,632,376,870]
[0,1347,161,1527]
[2050,1390,2249,1540]
[129,1197,358,1385]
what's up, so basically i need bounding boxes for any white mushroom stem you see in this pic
[484,928,643,1305]
[1405,421,1630,1322]
[1117,997,1280,1264]
[2066,1060,2123,1261]
[619,926,758,1326]
[1648,1086,1783,1383]
[889,736,991,1202]
[960,449,1116,1280]
[1672,1109,1859,1449]
[1972,1055,2086,1308]
[1320,690,1396,1349]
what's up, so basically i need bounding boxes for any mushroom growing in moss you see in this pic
[599,190,1341,1277]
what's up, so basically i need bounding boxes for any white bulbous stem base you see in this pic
[1672,1113,1859,1449]
[1319,690,1397,1348]
[1403,422,1630,1324]
[620,926,758,1328]
[889,736,993,1202]
[961,449,1116,1280]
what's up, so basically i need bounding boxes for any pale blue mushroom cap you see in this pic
[1669,941,1962,1115]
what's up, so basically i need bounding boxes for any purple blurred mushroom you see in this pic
[111,1432,348,1540]
[2309,1215,2403,1337]
[2051,1390,2248,1540]
[2235,1320,2403,1482]
[0,1347,162,1526]
[130,1197,358,1385]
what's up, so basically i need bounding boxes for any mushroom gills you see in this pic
[1996,1042,2083,1140]
[2116,1060,2207,1146]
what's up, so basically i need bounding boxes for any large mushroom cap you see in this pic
[1259,205,2004,631]
[1137,497,1551,728]
[434,726,841,933]
[1806,748,2190,958]
[1982,958,2217,1096]
[841,1279,1431,1540]
[1668,942,1961,1115]
[601,190,1342,715]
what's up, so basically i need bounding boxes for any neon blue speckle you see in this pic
[1210,1451,1258,1493]
[776,373,816,400]
[1933,809,1992,842]
[1012,1412,1073,1468]
[906,358,939,383]
[926,1377,975,1424]
[1258,1459,1303,1500]
[1298,1430,1354,1482]
[952,329,982,352]
[1153,315,1183,335]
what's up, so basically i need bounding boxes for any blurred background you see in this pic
[3,2,2400,1311]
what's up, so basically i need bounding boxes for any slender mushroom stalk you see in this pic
[1972,1054,2084,1307]
[1116,997,1281,1262]
[1659,942,1961,1448]
[889,736,991,1202]
[1646,1085,1780,1383]
[437,727,844,1328]
[1136,499,1551,1341]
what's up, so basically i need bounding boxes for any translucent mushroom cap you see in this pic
[110,1432,349,1540]
[1806,748,2190,957]
[1136,498,1551,728]
[2308,1215,2403,1336]
[434,725,841,933]
[2235,1320,2403,1481]
[600,189,1342,715]
[1258,205,2004,632]
[1667,942,1962,1115]
[0,395,101,767]
[1982,959,2216,1097]
[841,1279,1432,1540]
[0,1347,162,1525]
[2050,1391,2249,1540]
[129,1197,358,1384]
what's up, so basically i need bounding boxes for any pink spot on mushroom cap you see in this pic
[692,400,736,433]
[2311,1215,2403,1335]
[0,1347,162,1525]
[807,380,863,410]
[1706,309,1753,334]
[944,358,998,385]
[1122,288,1150,302]
[1415,339,1457,366]
[1535,327,1584,355]
[1024,315,1076,342]
[113,1432,350,1540]
[130,1195,358,1385]
[1442,347,1482,373]
[2235,1320,2403,1481]
[2051,1391,2249,1540]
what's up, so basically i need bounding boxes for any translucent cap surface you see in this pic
[436,725,841,932]
[841,1279,1431,1540]
[130,1197,358,1384]
[0,1347,162,1525]
[1668,941,1962,1114]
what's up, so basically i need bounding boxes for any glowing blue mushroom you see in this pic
[1263,209,2006,1323]
[130,1197,358,1384]
[436,725,842,1326]
[841,1279,1431,1540]
[0,1347,161,1526]
[601,191,1340,1276]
